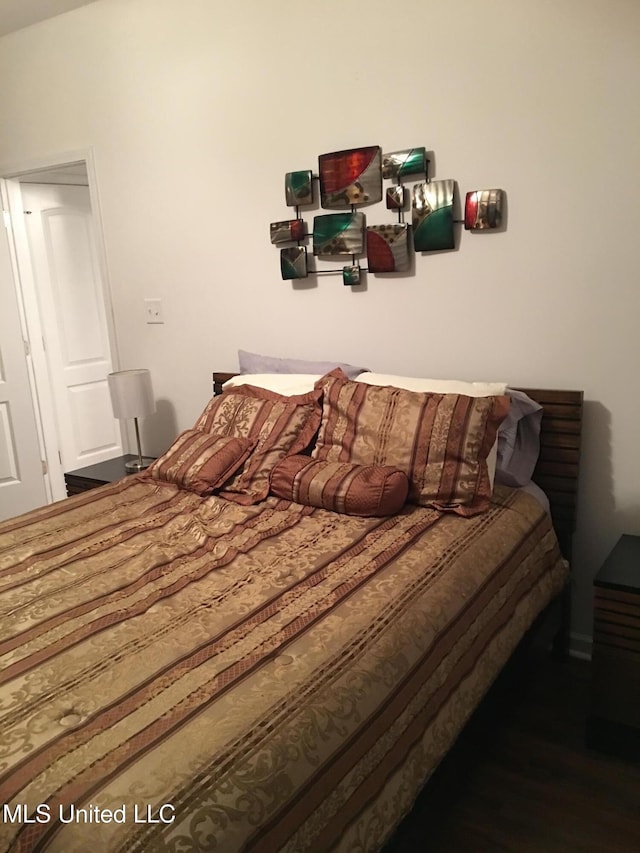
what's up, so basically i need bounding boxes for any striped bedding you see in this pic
[0,476,567,852]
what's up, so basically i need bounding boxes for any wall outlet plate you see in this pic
[144,298,164,324]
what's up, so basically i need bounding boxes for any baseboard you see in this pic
[569,632,592,660]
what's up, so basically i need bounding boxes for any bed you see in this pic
[0,367,582,853]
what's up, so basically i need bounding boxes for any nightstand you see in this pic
[586,534,640,760]
[64,455,143,496]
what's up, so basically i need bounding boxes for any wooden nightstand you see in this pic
[587,534,640,760]
[64,455,143,496]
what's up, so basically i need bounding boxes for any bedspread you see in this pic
[0,477,567,852]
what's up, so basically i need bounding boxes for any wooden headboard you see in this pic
[211,373,583,558]
[517,388,583,559]
[212,372,239,396]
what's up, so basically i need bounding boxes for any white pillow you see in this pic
[355,373,508,487]
[223,374,323,396]
[355,373,507,397]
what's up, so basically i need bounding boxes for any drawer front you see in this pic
[593,588,640,654]
[64,476,107,496]
[591,643,640,728]
[590,556,640,745]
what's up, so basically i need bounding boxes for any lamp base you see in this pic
[125,456,155,473]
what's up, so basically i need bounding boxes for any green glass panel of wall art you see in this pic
[312,212,365,256]
[285,170,313,206]
[280,246,308,279]
[382,147,428,180]
[412,180,455,252]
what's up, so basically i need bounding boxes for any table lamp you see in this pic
[107,369,156,472]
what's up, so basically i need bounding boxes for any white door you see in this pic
[0,214,48,520]
[20,183,122,474]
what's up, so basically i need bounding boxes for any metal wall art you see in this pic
[464,189,504,230]
[366,224,410,273]
[382,147,428,180]
[412,180,455,252]
[270,219,305,244]
[318,146,382,209]
[285,170,314,207]
[269,143,505,285]
[280,246,308,280]
[342,265,361,286]
[386,185,406,210]
[313,213,365,256]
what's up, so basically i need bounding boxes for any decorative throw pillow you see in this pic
[312,369,509,516]
[270,455,409,517]
[355,372,508,488]
[146,431,255,495]
[194,384,322,504]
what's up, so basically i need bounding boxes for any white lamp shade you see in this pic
[108,369,156,420]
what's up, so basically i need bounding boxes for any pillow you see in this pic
[355,372,507,397]
[239,349,367,380]
[223,374,323,396]
[193,384,322,504]
[270,455,409,517]
[313,369,509,516]
[495,389,543,487]
[355,372,507,487]
[146,431,255,496]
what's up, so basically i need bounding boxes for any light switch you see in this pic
[144,298,164,324]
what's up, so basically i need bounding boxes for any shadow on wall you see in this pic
[570,400,639,644]
[579,401,614,532]
[615,503,640,535]
[577,400,620,572]
[579,398,640,543]
[142,399,178,458]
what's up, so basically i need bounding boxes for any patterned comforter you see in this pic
[0,477,567,852]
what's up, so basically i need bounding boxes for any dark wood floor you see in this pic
[383,653,640,852]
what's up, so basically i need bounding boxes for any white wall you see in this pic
[1,0,639,647]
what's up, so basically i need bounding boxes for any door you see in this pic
[20,183,123,475]
[0,214,48,520]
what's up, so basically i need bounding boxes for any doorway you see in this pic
[0,154,122,520]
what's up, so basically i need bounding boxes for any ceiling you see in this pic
[0,1,97,38]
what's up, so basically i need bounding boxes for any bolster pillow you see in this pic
[270,455,409,517]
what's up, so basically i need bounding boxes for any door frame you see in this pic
[0,147,122,501]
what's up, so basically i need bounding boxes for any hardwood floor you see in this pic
[383,653,640,852]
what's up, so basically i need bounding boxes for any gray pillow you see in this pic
[495,389,543,488]
[238,349,367,380]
